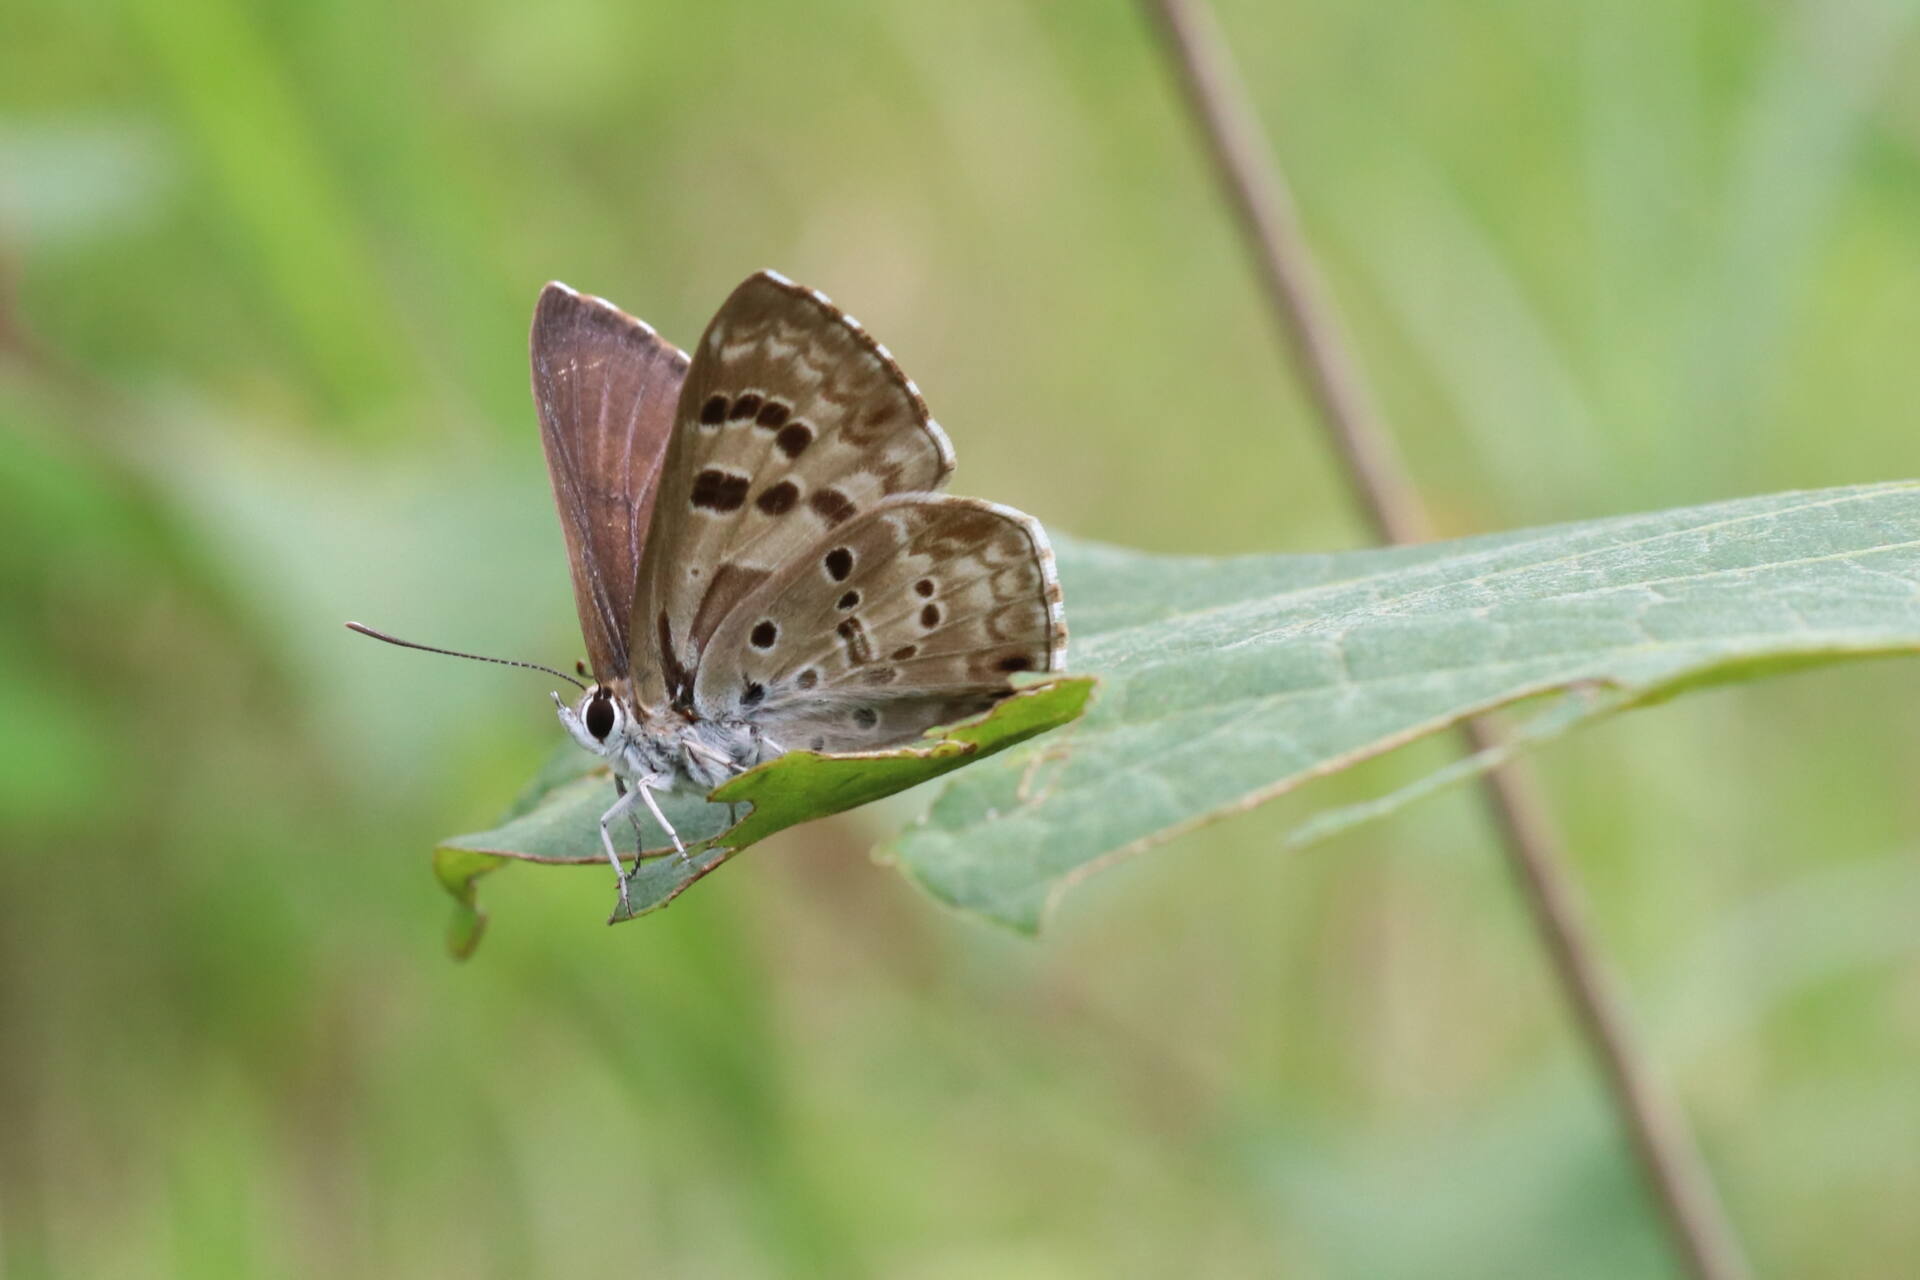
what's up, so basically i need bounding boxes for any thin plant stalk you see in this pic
[1138,3,1752,1278]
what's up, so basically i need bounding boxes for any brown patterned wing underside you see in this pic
[628,271,958,712]
[531,282,688,682]
[693,495,1067,754]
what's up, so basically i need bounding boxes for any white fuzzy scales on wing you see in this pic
[628,271,958,711]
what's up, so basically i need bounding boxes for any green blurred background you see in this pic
[4,1,1919,1275]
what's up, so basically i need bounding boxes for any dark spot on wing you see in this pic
[920,603,941,628]
[914,578,935,597]
[810,736,826,751]
[691,562,771,654]
[750,620,778,649]
[861,667,896,686]
[840,401,894,447]
[657,611,693,713]
[852,706,879,728]
[691,469,750,512]
[740,681,765,708]
[755,480,798,515]
[912,506,1006,559]
[836,617,873,664]
[698,394,728,425]
[890,644,917,661]
[776,421,814,457]
[997,654,1034,673]
[796,668,818,690]
[728,393,763,422]
[810,488,855,526]
[837,590,860,610]
[755,400,790,429]
[824,547,853,580]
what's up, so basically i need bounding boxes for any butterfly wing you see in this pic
[530,282,688,683]
[694,494,1067,754]
[629,271,956,712]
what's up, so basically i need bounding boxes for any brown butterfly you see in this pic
[358,272,1065,907]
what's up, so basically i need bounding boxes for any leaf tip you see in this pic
[433,846,509,960]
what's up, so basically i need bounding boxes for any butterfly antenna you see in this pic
[345,621,589,690]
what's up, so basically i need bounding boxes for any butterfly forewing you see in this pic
[531,283,688,683]
[628,271,957,712]
[695,494,1067,753]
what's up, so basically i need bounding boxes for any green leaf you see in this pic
[888,482,1920,931]
[434,677,1095,948]
[443,481,1920,943]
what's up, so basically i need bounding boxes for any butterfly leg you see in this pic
[597,785,646,910]
[629,777,690,865]
[675,747,743,832]
[613,777,647,856]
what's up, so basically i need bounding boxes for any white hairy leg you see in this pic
[597,785,645,909]
[630,777,688,865]
[613,777,646,848]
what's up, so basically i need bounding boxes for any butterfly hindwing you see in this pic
[628,271,957,712]
[694,494,1067,754]
[531,283,688,683]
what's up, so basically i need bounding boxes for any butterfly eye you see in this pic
[584,691,616,741]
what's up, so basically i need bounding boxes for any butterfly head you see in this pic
[554,681,634,759]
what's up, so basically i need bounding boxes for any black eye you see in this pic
[585,693,615,741]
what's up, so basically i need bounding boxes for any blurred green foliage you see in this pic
[3,0,1918,1275]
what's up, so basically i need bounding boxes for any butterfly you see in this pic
[415,271,1066,907]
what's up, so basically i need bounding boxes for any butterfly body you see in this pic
[527,271,1066,902]
[556,679,774,794]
